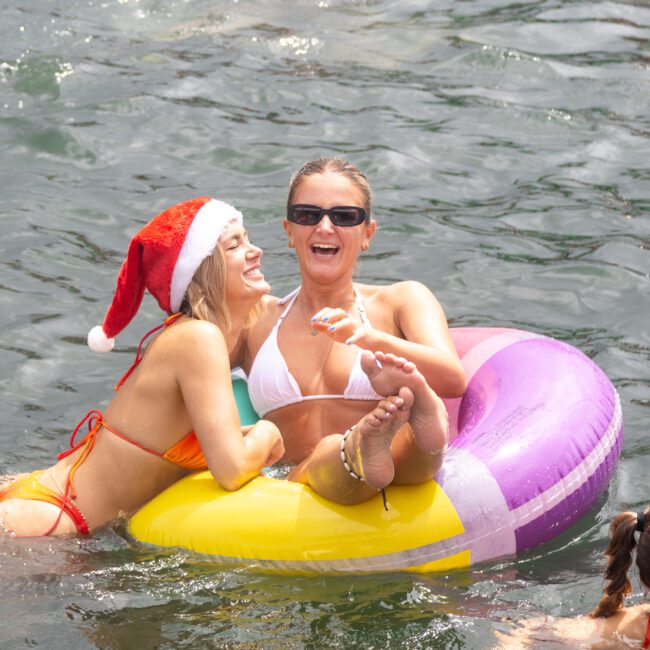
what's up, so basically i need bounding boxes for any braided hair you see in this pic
[591,507,650,618]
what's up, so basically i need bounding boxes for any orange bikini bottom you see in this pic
[0,470,90,535]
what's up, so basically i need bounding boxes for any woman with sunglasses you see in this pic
[0,197,285,536]
[496,506,650,647]
[240,158,466,504]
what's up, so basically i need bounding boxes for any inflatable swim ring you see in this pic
[129,327,623,573]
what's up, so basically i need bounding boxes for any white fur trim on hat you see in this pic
[88,325,115,353]
[169,199,243,312]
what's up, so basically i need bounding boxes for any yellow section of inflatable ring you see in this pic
[129,472,468,572]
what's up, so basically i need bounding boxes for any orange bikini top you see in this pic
[58,313,207,505]
[58,413,207,472]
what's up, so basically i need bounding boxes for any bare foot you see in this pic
[360,350,448,455]
[344,389,413,490]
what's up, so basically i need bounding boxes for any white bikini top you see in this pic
[247,287,382,417]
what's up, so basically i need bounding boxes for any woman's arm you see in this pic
[311,282,466,397]
[174,321,284,490]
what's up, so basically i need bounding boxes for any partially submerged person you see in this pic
[0,197,285,536]
[497,506,650,648]
[240,157,467,504]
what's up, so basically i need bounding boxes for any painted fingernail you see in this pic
[323,316,328,322]
[328,325,335,331]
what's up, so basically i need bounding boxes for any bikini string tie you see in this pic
[43,409,104,535]
[114,312,182,391]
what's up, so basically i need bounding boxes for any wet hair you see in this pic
[287,157,372,216]
[590,506,650,618]
[179,245,231,330]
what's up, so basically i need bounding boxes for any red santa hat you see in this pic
[87,196,242,352]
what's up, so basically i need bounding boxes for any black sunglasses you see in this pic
[287,204,369,227]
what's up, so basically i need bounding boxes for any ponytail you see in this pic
[638,508,650,595]
[590,512,637,618]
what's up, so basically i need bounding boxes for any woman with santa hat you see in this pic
[0,196,286,536]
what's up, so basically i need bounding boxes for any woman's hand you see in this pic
[256,420,285,466]
[244,419,285,468]
[175,320,286,490]
[310,307,374,346]
[308,283,467,398]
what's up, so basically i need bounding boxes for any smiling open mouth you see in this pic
[311,244,339,256]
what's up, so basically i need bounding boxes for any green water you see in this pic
[1,1,648,647]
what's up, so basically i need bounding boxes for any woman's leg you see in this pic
[390,423,445,485]
[288,393,412,503]
[288,352,449,503]
[0,471,87,536]
[0,498,80,536]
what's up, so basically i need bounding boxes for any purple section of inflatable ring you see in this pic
[514,438,621,551]
[452,336,622,552]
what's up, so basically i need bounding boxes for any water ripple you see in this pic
[0,1,648,647]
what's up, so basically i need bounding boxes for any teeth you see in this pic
[314,244,337,249]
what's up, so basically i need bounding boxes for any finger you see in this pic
[311,307,346,323]
[310,320,332,333]
[326,316,355,334]
[324,309,349,325]
[346,326,367,346]
[311,319,351,339]
[310,307,330,322]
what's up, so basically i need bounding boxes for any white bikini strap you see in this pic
[277,286,301,323]
[278,286,368,325]
[354,289,370,326]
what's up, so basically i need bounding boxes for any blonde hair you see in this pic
[590,506,650,618]
[180,245,230,330]
[179,244,265,330]
[287,157,372,215]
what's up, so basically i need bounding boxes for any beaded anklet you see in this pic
[340,427,389,511]
[340,428,363,481]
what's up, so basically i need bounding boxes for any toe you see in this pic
[360,349,382,378]
[397,386,415,411]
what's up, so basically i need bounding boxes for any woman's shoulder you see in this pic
[242,294,284,355]
[497,613,599,647]
[357,280,435,305]
[163,317,227,351]
[255,294,284,327]
[139,318,229,379]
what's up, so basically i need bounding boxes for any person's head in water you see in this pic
[591,506,650,618]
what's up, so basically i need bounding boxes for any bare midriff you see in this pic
[266,398,380,465]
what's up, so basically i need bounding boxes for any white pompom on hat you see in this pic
[88,196,242,352]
